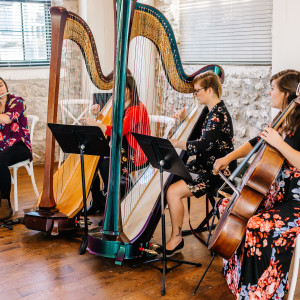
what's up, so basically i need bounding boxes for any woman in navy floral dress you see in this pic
[214,69,300,299]
[164,71,236,255]
[0,77,32,220]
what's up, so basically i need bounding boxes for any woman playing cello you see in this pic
[214,69,300,299]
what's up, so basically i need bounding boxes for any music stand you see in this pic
[48,123,110,254]
[132,133,201,296]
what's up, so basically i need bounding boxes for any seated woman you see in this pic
[0,77,32,220]
[165,70,236,255]
[83,74,151,214]
[213,69,300,299]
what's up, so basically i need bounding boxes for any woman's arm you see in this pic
[213,142,253,173]
[0,113,12,124]
[261,127,300,169]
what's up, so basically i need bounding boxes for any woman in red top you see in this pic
[0,77,32,220]
[84,75,151,214]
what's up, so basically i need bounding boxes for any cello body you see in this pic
[208,143,284,260]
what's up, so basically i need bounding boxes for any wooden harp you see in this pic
[24,6,114,233]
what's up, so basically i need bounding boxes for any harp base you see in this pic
[87,227,148,263]
[24,211,79,235]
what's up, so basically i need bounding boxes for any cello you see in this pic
[208,84,300,260]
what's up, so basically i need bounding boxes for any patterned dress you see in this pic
[222,126,300,300]
[184,100,236,198]
[0,94,32,157]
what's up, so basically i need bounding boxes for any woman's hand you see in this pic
[169,139,187,150]
[172,107,186,122]
[90,104,101,116]
[213,155,231,174]
[260,127,284,149]
[170,139,179,148]
[81,115,97,126]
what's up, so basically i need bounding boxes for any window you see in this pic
[179,0,273,65]
[0,0,51,67]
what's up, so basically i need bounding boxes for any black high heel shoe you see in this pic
[157,239,184,256]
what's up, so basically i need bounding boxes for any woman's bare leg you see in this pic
[166,179,193,250]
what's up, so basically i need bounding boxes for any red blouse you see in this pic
[105,102,151,166]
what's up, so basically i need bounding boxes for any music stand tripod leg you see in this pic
[78,144,88,255]
[193,198,219,295]
[158,164,201,295]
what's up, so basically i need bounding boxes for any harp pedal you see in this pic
[139,247,158,256]
[79,220,92,226]
[115,245,126,265]
[148,243,161,250]
[51,219,59,236]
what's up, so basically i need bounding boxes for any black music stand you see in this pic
[48,123,110,255]
[132,133,201,296]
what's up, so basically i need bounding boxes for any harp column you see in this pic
[101,0,134,237]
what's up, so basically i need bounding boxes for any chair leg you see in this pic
[26,163,39,198]
[288,237,300,300]
[182,193,216,237]
[13,167,18,212]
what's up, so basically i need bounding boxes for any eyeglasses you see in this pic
[193,88,205,95]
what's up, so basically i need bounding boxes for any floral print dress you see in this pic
[222,126,300,300]
[0,94,32,157]
[184,100,236,198]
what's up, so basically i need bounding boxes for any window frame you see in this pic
[0,0,52,68]
[179,0,273,66]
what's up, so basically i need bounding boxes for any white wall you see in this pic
[79,0,114,76]
[272,0,300,73]
[272,0,300,117]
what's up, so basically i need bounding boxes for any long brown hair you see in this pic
[0,77,10,98]
[126,74,140,107]
[271,70,300,133]
[192,70,222,99]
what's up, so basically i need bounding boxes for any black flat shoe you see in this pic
[157,239,184,256]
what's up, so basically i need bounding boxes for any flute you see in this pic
[0,92,9,98]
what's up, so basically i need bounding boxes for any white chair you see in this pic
[58,99,92,166]
[288,235,300,300]
[9,115,39,212]
[59,99,92,125]
[149,115,176,139]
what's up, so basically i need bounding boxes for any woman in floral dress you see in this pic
[0,77,32,220]
[214,69,300,299]
[164,70,236,255]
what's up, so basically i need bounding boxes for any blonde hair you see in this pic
[192,70,222,99]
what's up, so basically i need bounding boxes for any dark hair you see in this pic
[192,70,222,99]
[271,70,300,133]
[125,74,140,107]
[0,77,10,97]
